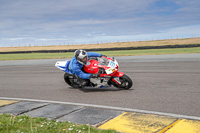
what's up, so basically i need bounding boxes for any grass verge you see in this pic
[0,114,117,133]
[0,47,200,61]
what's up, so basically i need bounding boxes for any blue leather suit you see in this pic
[68,52,102,79]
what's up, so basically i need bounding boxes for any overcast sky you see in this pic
[0,0,200,47]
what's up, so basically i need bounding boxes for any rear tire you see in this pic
[64,73,81,88]
[112,74,133,90]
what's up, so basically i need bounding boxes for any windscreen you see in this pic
[98,57,110,66]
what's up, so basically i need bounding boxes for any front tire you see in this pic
[112,74,133,90]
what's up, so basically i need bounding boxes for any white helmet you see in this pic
[74,49,88,65]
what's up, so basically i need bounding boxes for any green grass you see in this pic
[0,114,117,133]
[0,47,200,61]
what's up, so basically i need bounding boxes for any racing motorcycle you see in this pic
[55,56,132,90]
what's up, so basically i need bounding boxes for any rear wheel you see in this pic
[64,73,81,88]
[112,74,132,90]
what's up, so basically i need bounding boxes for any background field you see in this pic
[0,47,200,61]
[0,37,200,60]
[1,37,200,52]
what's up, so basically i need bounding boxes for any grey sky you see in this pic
[0,0,200,47]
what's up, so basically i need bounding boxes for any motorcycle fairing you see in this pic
[55,60,72,74]
[104,60,118,74]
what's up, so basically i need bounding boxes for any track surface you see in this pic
[0,54,200,117]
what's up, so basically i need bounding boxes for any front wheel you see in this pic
[112,74,133,90]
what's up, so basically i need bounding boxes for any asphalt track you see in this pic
[0,53,200,118]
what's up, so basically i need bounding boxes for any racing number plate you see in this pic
[105,60,116,74]
[110,60,115,68]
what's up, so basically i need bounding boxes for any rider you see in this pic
[68,49,105,87]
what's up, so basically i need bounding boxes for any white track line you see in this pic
[1,97,200,121]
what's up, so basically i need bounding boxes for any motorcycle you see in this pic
[55,56,132,90]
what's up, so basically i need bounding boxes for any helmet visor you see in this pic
[80,56,88,65]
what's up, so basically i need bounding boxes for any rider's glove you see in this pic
[90,74,99,78]
[101,54,107,57]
